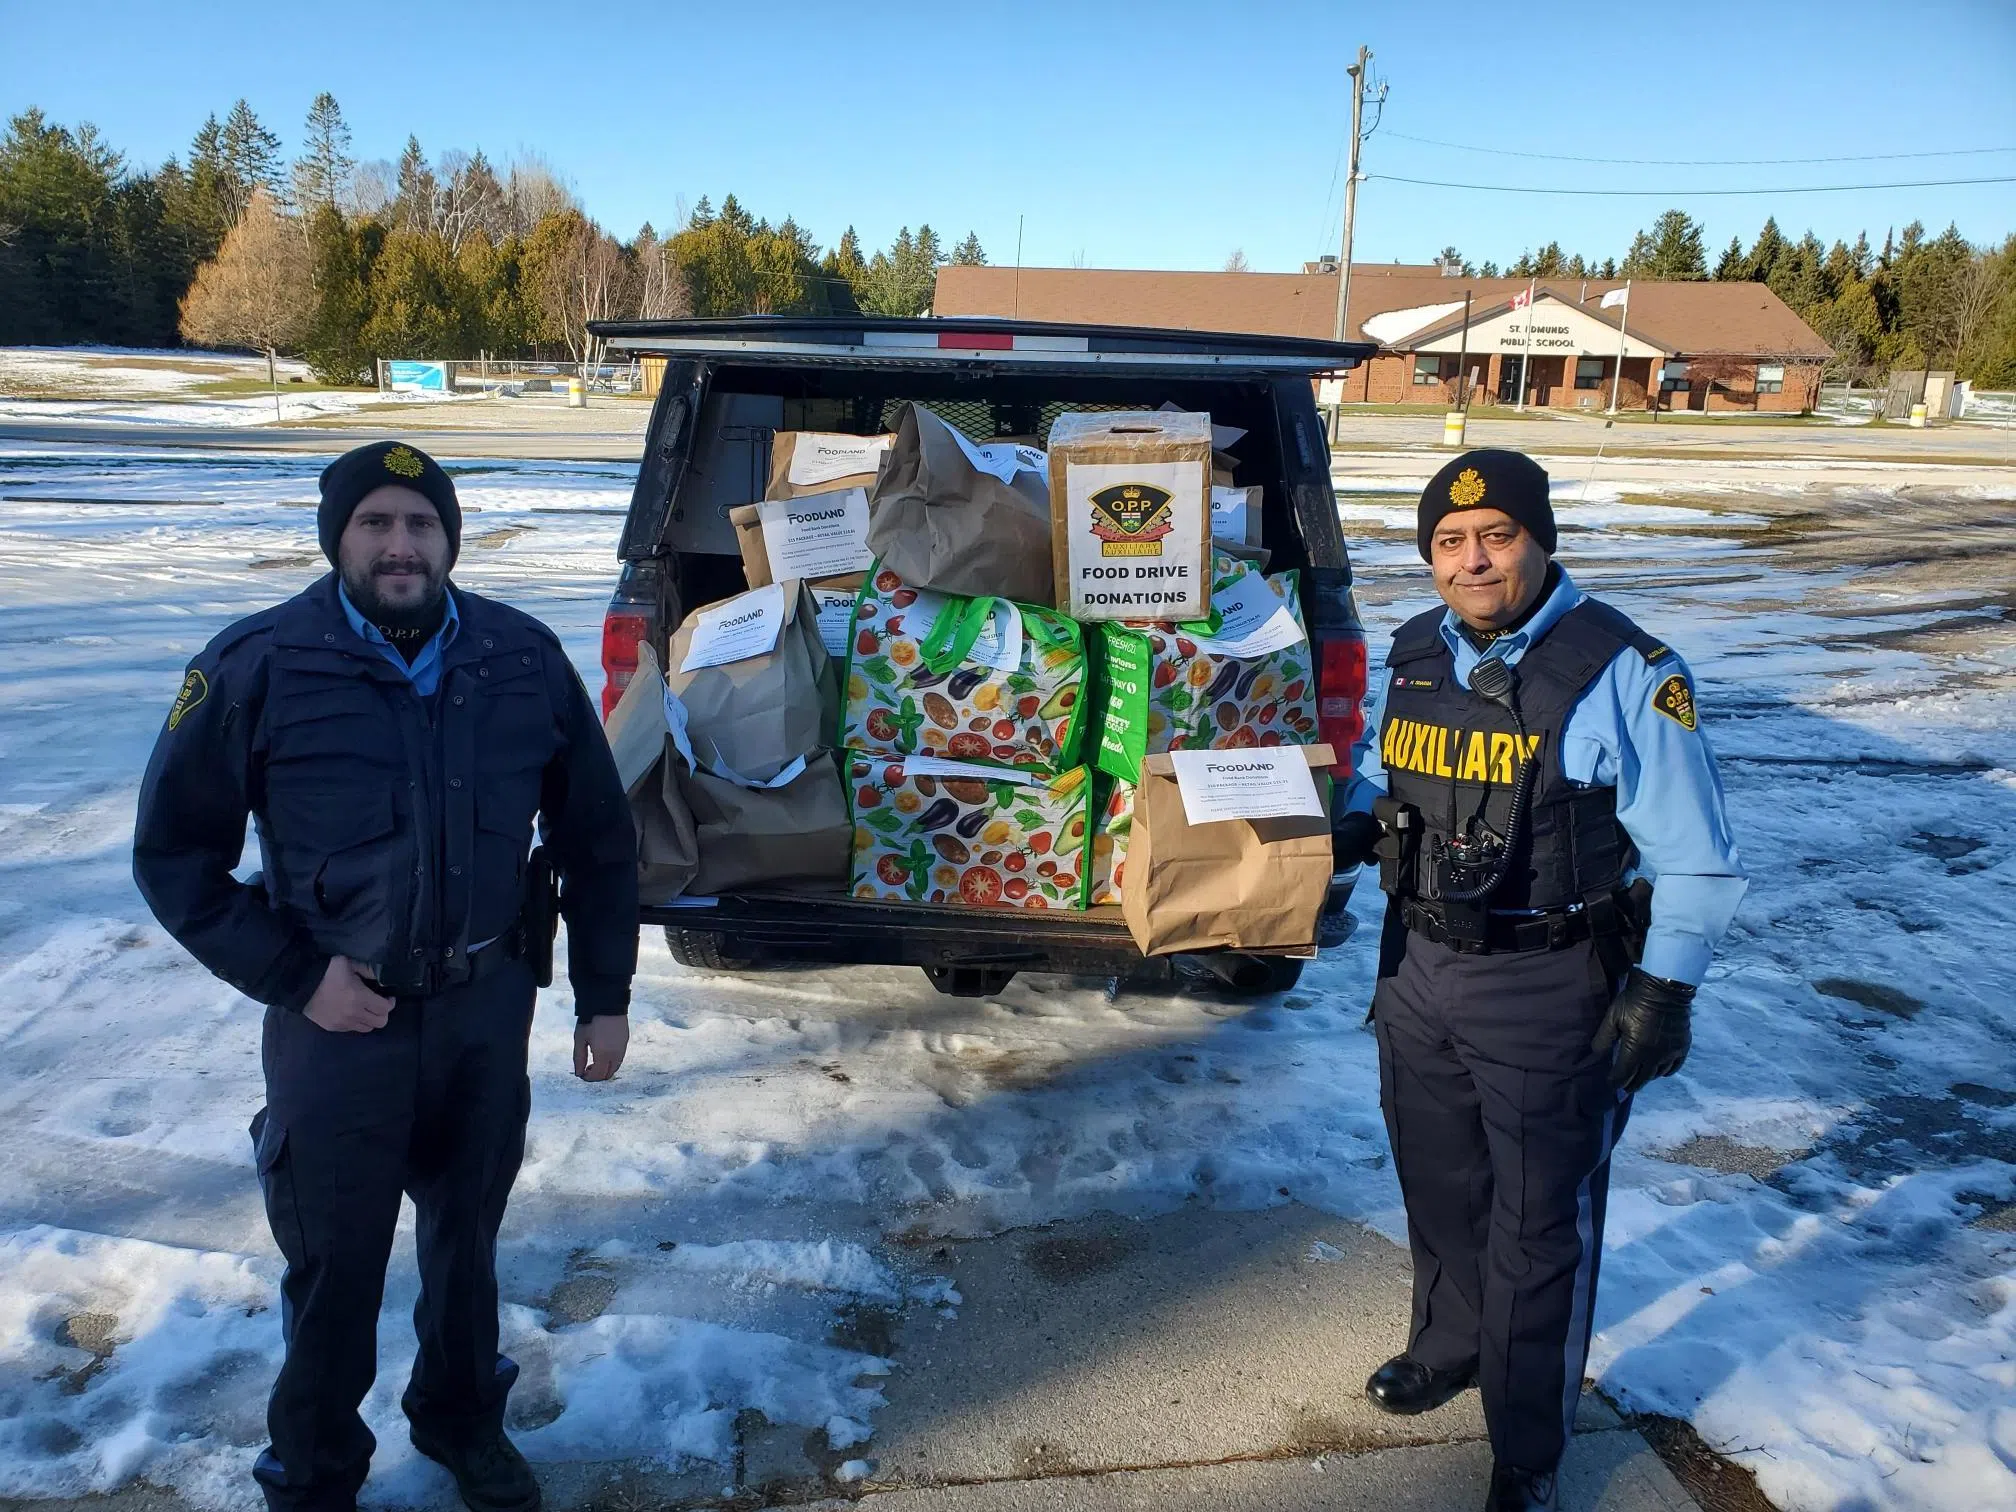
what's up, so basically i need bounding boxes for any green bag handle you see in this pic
[919,594,1011,675]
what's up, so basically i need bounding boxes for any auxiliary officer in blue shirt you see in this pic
[134,442,638,1512]
[1333,450,1746,1512]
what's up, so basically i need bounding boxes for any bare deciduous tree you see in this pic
[1954,249,2008,372]
[533,213,638,375]
[1223,248,1251,273]
[634,227,691,320]
[179,190,314,404]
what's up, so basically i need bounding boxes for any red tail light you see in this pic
[1316,636,1368,776]
[600,610,650,719]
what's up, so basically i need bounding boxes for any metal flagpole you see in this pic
[1607,279,1631,415]
[1515,277,1536,412]
[1456,290,1472,409]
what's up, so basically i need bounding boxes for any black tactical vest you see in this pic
[1377,596,1667,914]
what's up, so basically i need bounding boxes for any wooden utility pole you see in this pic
[1331,46,1371,344]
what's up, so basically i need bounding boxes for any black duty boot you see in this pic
[1363,1353,1477,1415]
[1485,1461,1558,1511]
[410,1424,542,1512]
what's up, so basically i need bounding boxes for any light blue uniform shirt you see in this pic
[1341,567,1747,986]
[337,583,461,698]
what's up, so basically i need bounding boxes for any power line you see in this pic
[1368,172,2016,197]
[1381,131,2016,167]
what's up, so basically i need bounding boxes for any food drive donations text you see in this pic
[1079,560,1193,608]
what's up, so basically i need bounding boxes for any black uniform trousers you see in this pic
[1372,920,1632,1474]
[249,956,536,1512]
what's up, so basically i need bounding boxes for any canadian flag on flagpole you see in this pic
[1510,286,1533,310]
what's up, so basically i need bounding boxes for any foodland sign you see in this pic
[1409,296,1665,360]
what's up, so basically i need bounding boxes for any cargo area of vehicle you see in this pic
[592,317,1372,987]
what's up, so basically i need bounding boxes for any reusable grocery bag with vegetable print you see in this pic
[848,757,1094,910]
[1087,774,1133,906]
[840,564,1087,774]
[1094,557,1319,785]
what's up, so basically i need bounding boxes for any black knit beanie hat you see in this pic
[1417,448,1556,562]
[317,441,462,565]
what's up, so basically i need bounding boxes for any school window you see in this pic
[1575,357,1605,390]
[1413,355,1443,386]
[1756,363,1785,394]
[1661,361,1691,393]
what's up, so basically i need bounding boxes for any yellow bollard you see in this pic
[1442,411,1466,448]
[567,377,587,409]
[1907,401,1926,429]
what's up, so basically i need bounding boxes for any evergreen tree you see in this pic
[184,114,233,249]
[394,136,435,232]
[292,92,354,213]
[1713,236,1745,280]
[1479,260,1499,278]
[855,224,945,316]
[302,203,379,380]
[1622,209,1707,279]
[1597,257,1617,279]
[1741,217,1786,282]
[952,231,986,266]
[219,99,284,221]
[689,195,714,227]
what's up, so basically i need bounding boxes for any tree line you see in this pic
[1432,207,2016,387]
[0,98,987,382]
[5,99,2012,388]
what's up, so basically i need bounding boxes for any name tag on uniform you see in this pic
[1391,674,1440,690]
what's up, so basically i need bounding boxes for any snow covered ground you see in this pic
[0,347,477,428]
[0,443,2012,1511]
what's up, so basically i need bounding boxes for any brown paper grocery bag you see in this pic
[601,643,700,901]
[866,402,1054,605]
[766,431,892,502]
[1122,744,1335,956]
[665,581,837,784]
[729,503,868,594]
[680,752,852,895]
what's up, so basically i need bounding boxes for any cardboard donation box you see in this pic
[604,643,700,902]
[730,430,891,591]
[1048,410,1212,622]
[866,403,1054,606]
[850,757,1094,910]
[664,580,837,784]
[1122,744,1335,956]
[840,566,1086,773]
[1094,555,1319,785]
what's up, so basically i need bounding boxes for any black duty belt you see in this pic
[1399,900,1592,955]
[379,925,526,999]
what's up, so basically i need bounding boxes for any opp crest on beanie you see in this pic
[1416,448,1555,562]
[317,441,462,565]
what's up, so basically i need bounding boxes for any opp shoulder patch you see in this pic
[168,668,208,731]
[1651,672,1697,732]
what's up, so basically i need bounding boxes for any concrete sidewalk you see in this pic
[743,1205,1703,1511]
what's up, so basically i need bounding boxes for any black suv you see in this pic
[587,315,1374,997]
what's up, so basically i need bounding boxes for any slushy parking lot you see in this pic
[0,408,2011,1510]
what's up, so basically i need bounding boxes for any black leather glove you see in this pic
[1591,967,1695,1092]
[1333,810,1382,870]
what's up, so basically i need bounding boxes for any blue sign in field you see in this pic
[387,360,449,392]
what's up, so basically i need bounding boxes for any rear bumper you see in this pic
[641,873,1359,975]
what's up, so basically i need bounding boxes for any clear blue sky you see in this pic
[4,0,2013,271]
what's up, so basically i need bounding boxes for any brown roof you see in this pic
[931,266,1831,360]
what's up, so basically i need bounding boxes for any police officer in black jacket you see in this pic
[133,441,639,1512]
